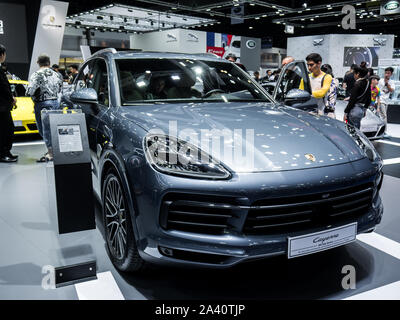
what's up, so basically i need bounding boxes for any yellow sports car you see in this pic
[9,80,38,135]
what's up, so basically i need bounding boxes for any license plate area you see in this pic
[288,222,357,259]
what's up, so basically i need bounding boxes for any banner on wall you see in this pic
[206,32,241,61]
[29,0,69,78]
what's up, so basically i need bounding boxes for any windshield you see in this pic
[115,58,271,104]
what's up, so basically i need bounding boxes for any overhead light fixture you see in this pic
[135,19,139,24]
[302,2,308,9]
[110,16,114,21]
[97,15,103,20]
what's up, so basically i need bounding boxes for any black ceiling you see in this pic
[64,0,400,48]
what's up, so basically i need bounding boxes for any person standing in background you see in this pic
[344,66,371,129]
[320,64,338,119]
[343,64,357,99]
[0,44,18,163]
[377,67,395,138]
[68,64,79,84]
[369,75,381,114]
[27,54,63,162]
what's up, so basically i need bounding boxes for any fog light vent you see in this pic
[159,246,174,257]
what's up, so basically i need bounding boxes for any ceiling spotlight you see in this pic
[97,15,103,20]
[110,16,114,21]
[302,2,307,9]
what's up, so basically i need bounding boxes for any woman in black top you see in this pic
[343,66,371,129]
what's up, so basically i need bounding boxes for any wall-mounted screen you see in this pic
[343,47,380,67]
[0,3,29,63]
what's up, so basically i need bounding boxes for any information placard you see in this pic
[57,125,83,153]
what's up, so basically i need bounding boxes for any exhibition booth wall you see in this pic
[130,29,262,72]
[287,34,395,79]
[0,0,41,80]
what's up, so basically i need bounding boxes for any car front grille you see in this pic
[364,131,376,138]
[160,194,241,235]
[161,183,375,236]
[244,183,374,235]
[27,123,37,131]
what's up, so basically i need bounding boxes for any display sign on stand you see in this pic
[45,110,95,233]
[42,109,97,287]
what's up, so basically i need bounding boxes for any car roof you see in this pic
[93,49,225,63]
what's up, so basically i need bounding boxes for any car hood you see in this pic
[119,102,365,173]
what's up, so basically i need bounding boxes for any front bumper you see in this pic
[127,157,383,268]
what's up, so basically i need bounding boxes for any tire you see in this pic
[102,168,147,272]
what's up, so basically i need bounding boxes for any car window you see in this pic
[88,59,109,107]
[274,61,311,101]
[115,58,272,104]
[74,61,93,91]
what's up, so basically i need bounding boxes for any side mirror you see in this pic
[284,89,311,106]
[70,88,98,104]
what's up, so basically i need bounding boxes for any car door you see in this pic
[86,58,112,185]
[273,60,318,111]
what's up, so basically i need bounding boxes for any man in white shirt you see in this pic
[378,67,395,137]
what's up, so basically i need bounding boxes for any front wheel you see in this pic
[102,168,147,272]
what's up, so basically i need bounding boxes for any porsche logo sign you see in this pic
[305,154,316,162]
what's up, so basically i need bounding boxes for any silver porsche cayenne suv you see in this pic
[64,49,384,271]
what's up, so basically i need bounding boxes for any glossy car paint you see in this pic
[65,51,383,268]
[262,81,386,140]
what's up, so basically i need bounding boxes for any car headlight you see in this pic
[346,124,382,166]
[144,134,231,179]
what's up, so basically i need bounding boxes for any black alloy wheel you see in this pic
[102,168,147,272]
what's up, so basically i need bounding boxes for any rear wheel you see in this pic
[102,168,147,272]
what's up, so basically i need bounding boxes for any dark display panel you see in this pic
[343,47,380,68]
[0,3,29,63]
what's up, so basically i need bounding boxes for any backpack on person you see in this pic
[322,75,338,114]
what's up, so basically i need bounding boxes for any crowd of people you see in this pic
[255,53,395,135]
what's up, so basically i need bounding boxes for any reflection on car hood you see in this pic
[120,102,365,173]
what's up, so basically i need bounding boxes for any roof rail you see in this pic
[91,48,117,57]
[192,52,221,58]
